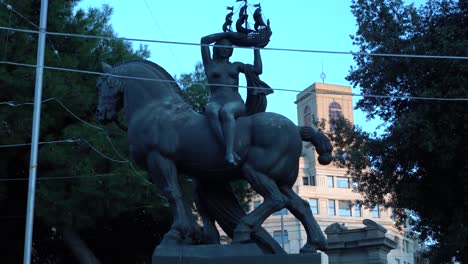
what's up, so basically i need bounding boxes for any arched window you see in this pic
[329,102,342,130]
[303,105,312,127]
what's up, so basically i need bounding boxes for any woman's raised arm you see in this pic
[201,32,244,65]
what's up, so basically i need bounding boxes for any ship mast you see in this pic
[244,0,248,29]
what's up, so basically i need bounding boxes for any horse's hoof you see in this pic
[159,231,183,247]
[225,153,237,166]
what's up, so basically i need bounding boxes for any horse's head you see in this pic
[95,63,123,123]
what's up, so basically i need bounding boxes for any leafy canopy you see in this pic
[332,0,467,262]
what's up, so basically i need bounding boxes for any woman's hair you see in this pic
[213,38,234,60]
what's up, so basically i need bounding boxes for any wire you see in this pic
[1,26,467,60]
[0,138,80,148]
[50,99,146,179]
[142,0,182,73]
[0,93,147,180]
[80,138,128,164]
[50,99,147,180]
[0,3,58,54]
[0,98,55,107]
[0,173,117,182]
[0,1,37,29]
[1,60,467,102]
[2,7,12,60]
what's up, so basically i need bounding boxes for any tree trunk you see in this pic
[61,226,101,264]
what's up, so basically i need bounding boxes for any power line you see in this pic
[80,138,128,164]
[1,60,467,102]
[1,25,467,60]
[0,173,117,182]
[0,3,59,55]
[0,1,38,29]
[0,138,80,148]
[142,0,182,72]
[0,98,55,107]
[0,94,147,180]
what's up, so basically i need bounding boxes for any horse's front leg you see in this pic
[146,151,201,246]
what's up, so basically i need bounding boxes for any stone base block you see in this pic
[152,244,321,264]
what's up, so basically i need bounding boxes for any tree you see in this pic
[177,62,209,112]
[331,0,467,262]
[0,1,170,263]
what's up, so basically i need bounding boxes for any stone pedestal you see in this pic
[153,243,321,264]
[324,219,397,264]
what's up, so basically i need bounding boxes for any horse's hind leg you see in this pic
[146,151,201,246]
[280,186,327,252]
[233,163,287,243]
[191,179,220,244]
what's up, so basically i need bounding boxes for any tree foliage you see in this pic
[177,62,209,112]
[0,1,169,263]
[331,0,467,262]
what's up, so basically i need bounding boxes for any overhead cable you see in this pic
[1,60,467,102]
[0,26,467,60]
[0,138,80,148]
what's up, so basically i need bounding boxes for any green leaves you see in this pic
[346,1,466,261]
[1,1,164,261]
[177,62,209,112]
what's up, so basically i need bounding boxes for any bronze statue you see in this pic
[201,31,273,165]
[95,1,332,257]
[202,1,273,165]
[96,59,332,253]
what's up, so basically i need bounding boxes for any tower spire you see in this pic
[320,62,326,83]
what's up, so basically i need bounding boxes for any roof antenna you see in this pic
[320,62,326,84]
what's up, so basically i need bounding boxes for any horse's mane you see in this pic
[112,59,190,106]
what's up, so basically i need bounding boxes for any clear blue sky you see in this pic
[79,0,424,132]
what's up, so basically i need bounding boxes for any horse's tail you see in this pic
[298,126,333,165]
[197,182,286,255]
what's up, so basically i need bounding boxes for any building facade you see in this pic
[248,83,423,264]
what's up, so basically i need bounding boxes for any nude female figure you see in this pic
[201,32,264,165]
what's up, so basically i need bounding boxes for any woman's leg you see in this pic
[220,102,245,165]
[205,102,224,145]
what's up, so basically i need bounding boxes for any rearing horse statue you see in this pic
[95,60,332,254]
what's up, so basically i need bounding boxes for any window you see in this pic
[402,239,410,252]
[336,177,350,188]
[329,102,342,130]
[273,208,288,215]
[327,176,334,187]
[308,199,319,214]
[273,230,288,244]
[354,203,362,217]
[303,174,316,186]
[338,200,352,216]
[394,259,400,264]
[328,200,336,215]
[304,106,312,127]
[371,205,380,218]
[303,176,309,185]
